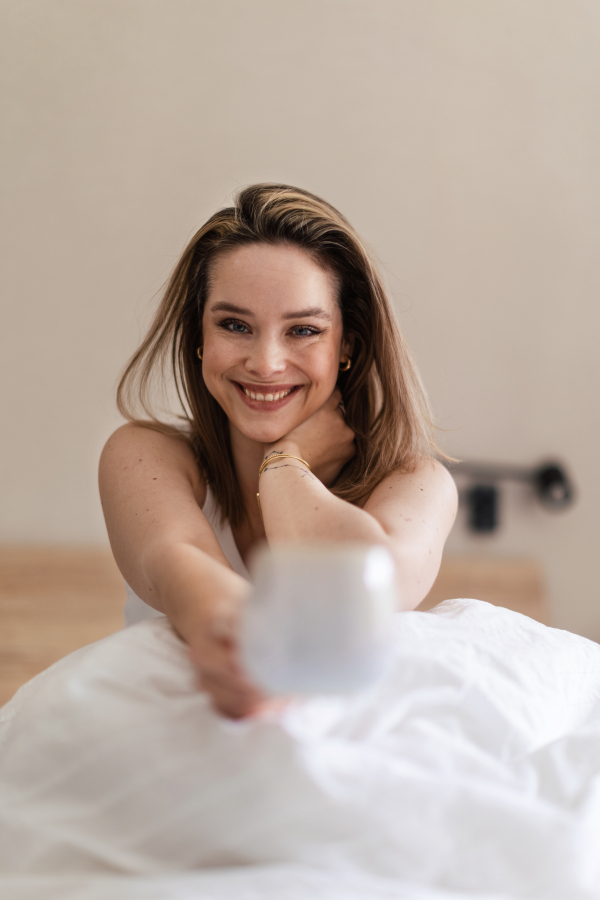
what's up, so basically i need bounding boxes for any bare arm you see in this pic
[100,424,218,600]
[99,424,263,717]
[258,393,458,610]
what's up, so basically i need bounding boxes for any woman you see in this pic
[99,183,458,719]
[5,187,600,892]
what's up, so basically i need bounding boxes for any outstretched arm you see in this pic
[99,424,264,718]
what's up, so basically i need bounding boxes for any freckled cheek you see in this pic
[298,340,339,379]
[198,361,230,409]
[201,336,240,378]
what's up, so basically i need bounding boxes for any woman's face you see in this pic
[202,242,348,445]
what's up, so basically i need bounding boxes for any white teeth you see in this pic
[242,386,294,401]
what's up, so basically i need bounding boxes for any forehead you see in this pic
[206,243,340,315]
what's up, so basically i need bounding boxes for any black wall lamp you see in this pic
[446,461,575,533]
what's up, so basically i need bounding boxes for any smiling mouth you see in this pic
[236,383,301,403]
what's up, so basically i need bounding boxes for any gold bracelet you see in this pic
[256,454,311,517]
[258,454,311,479]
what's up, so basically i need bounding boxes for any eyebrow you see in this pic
[282,307,332,321]
[209,301,332,321]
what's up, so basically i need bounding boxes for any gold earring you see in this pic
[196,347,203,361]
[339,356,352,372]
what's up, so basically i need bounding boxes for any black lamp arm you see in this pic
[444,460,574,509]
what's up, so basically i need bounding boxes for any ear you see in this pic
[341,333,355,358]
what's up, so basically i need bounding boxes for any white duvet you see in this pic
[2,599,600,900]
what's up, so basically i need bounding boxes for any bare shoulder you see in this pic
[366,457,457,505]
[99,423,206,507]
[363,457,458,540]
[101,422,196,464]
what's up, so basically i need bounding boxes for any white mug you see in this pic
[240,543,398,694]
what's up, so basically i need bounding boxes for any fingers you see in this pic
[200,670,265,719]
[325,388,348,422]
[190,629,268,720]
[252,696,293,719]
[201,666,265,719]
[189,635,236,674]
[328,387,343,408]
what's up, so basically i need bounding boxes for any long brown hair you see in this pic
[117,184,442,526]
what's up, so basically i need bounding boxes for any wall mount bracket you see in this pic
[445,460,574,533]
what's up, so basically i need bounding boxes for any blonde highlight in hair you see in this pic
[117,183,443,526]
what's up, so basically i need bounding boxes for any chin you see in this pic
[239,422,291,445]
[227,407,299,445]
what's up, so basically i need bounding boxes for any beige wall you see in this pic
[2,1,599,637]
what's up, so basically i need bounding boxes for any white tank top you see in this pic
[123,485,250,627]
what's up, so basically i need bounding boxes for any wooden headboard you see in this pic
[0,548,549,707]
[419,556,549,625]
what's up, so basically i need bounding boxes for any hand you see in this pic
[186,589,267,719]
[264,388,356,486]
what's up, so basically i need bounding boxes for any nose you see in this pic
[244,332,287,379]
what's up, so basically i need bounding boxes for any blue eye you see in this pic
[292,326,320,337]
[219,319,249,334]
[218,319,320,337]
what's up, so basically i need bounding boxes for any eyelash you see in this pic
[218,319,322,338]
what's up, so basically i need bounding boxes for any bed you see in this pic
[1,597,600,899]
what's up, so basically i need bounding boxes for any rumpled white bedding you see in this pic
[2,598,600,900]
